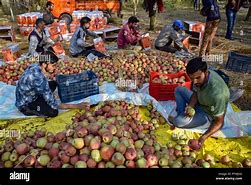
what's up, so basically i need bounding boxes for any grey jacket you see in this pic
[69,26,99,55]
[155,25,185,49]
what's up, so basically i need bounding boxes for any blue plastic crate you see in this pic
[56,70,99,103]
[226,52,251,73]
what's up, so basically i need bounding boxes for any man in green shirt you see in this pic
[169,57,230,149]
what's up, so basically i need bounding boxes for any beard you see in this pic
[46,66,54,74]
[195,83,203,87]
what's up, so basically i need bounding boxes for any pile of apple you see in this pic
[0,101,250,168]
[152,75,186,85]
[0,101,251,168]
[0,51,187,89]
[0,60,32,85]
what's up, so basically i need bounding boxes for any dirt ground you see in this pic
[0,4,250,110]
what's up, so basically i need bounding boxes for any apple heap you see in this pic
[1,100,242,168]
[0,60,32,85]
[0,51,187,90]
[152,75,186,85]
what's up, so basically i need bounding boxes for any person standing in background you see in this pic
[118,0,126,18]
[244,6,251,21]
[194,0,200,10]
[143,0,164,31]
[225,0,246,40]
[199,0,221,57]
[43,1,57,25]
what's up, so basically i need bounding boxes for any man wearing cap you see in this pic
[155,20,190,53]
[117,16,141,49]
[15,51,89,118]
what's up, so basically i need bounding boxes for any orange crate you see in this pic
[149,71,192,101]
[16,15,23,25]
[70,22,79,33]
[2,44,21,63]
[58,20,68,34]
[140,36,151,49]
[174,36,190,49]
[94,38,106,53]
[52,42,65,55]
[19,26,34,36]
[47,24,60,36]
[27,15,38,27]
[191,23,205,33]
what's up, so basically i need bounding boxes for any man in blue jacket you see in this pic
[15,51,89,117]
[199,0,221,57]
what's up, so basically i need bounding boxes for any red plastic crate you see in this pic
[140,36,151,49]
[149,71,192,101]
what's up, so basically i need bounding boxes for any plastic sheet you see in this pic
[0,82,250,138]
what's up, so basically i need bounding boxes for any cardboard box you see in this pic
[2,44,21,63]
[52,42,65,55]
[19,26,34,36]
[94,37,106,53]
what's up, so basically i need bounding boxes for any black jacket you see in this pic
[201,0,221,22]
[43,10,56,25]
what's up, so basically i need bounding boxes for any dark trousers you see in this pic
[72,46,106,58]
[194,0,200,10]
[155,40,178,53]
[245,7,251,21]
[225,8,237,39]
[19,81,59,118]
[118,0,123,17]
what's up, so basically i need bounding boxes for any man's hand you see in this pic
[59,102,91,110]
[184,105,195,117]
[231,0,236,7]
[76,102,91,110]
[184,106,190,117]
[198,135,206,147]
[55,35,62,42]
[85,42,94,48]
[188,139,202,150]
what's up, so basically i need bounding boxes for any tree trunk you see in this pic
[132,0,139,16]
[1,0,11,14]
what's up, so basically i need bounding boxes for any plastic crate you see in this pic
[149,71,192,101]
[226,52,251,73]
[56,70,99,103]
[140,36,151,49]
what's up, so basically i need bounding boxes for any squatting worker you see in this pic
[69,17,107,58]
[28,18,60,58]
[15,51,89,118]
[117,16,141,49]
[43,1,57,25]
[168,57,230,149]
[155,20,190,54]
